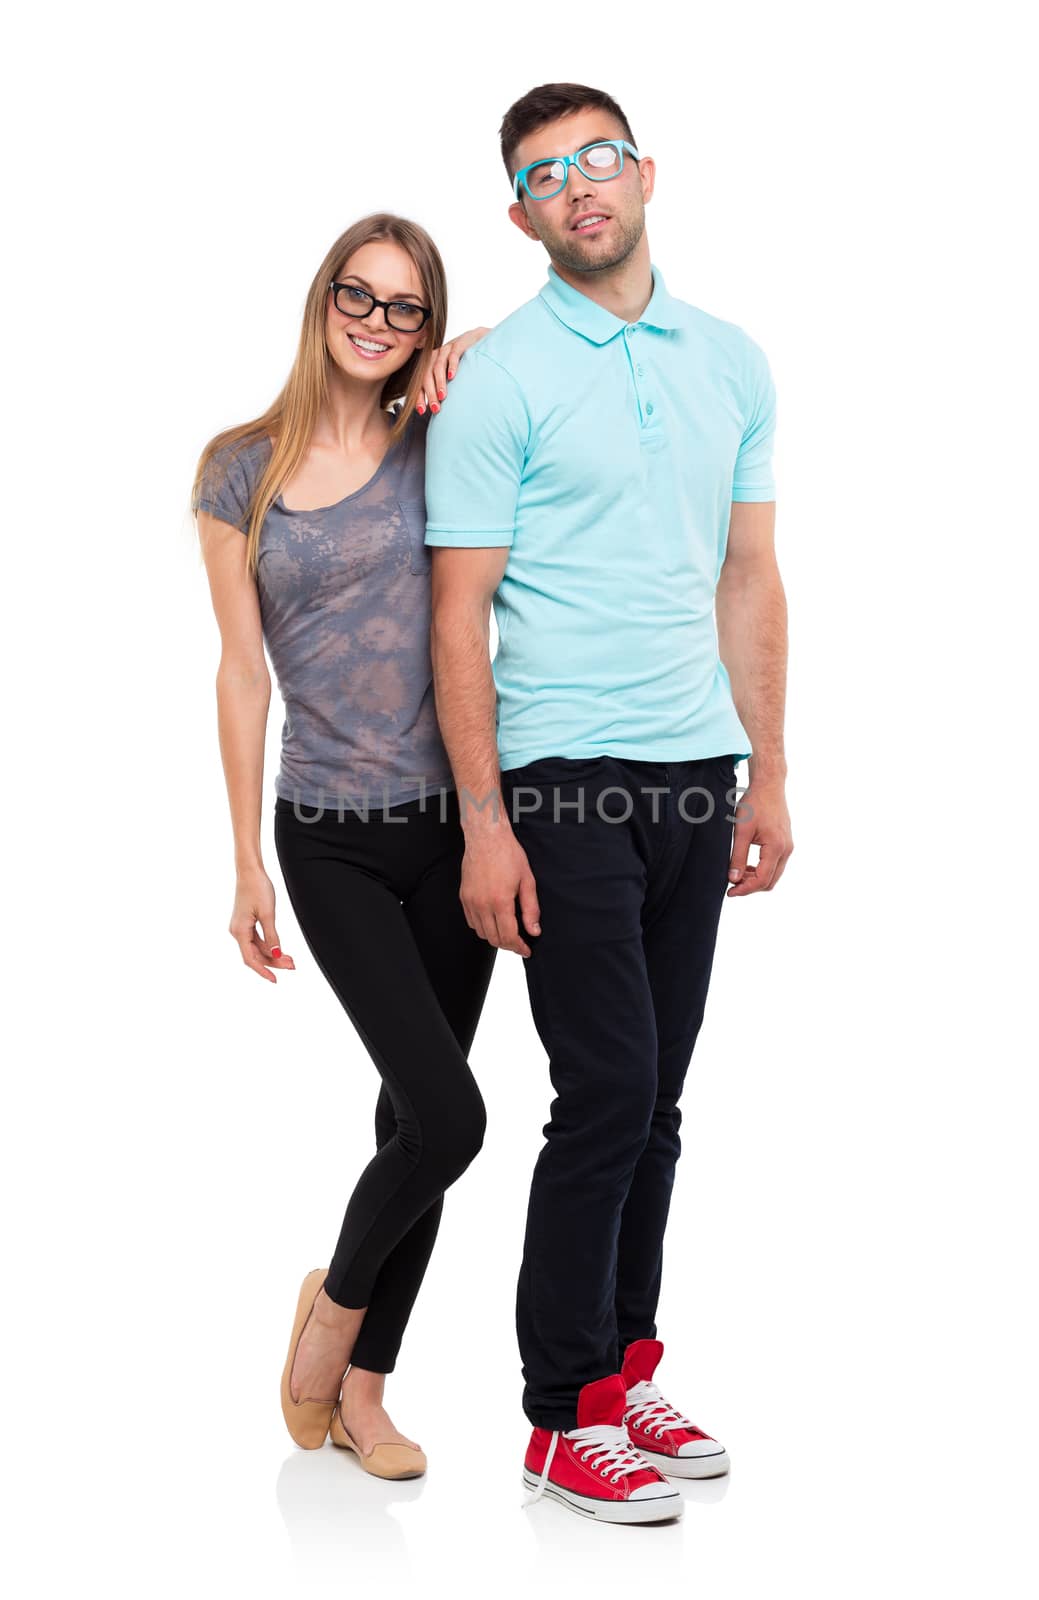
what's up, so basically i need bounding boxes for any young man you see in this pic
[423,82,792,1524]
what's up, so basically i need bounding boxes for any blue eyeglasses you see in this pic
[513,139,641,201]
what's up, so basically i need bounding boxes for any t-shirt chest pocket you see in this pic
[397,497,431,575]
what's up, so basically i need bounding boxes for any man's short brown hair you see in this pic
[499,82,637,185]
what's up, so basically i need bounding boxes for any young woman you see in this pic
[193,214,496,1478]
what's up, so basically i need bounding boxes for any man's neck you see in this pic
[547,235,654,325]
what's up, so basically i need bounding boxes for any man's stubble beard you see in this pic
[540,206,646,276]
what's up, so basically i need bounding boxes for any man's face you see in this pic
[507,109,655,274]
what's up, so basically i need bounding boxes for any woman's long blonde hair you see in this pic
[191,213,448,579]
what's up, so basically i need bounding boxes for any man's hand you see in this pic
[460,814,541,956]
[726,774,794,895]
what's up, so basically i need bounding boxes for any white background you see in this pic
[4,1,1036,1595]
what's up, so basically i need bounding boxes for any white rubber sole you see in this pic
[522,1470,683,1523]
[637,1446,731,1479]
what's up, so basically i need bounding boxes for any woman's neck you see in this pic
[315,369,393,454]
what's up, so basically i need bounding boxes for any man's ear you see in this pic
[637,155,656,205]
[508,199,540,242]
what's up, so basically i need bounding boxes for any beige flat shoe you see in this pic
[280,1267,341,1449]
[329,1402,428,1479]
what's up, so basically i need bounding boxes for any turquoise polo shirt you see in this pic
[423,261,776,771]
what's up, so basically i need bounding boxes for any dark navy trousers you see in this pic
[500,753,738,1430]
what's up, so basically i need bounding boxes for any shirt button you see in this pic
[637,364,645,376]
[646,403,654,415]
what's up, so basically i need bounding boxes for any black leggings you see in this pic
[273,788,496,1373]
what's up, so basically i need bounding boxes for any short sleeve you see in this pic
[731,338,777,502]
[193,441,258,532]
[424,350,529,547]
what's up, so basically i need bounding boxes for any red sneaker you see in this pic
[523,1373,682,1523]
[621,1339,730,1479]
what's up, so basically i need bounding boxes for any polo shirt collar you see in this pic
[539,260,681,344]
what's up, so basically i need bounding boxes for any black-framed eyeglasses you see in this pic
[329,280,432,333]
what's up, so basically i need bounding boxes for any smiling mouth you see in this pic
[347,333,392,357]
[572,214,610,232]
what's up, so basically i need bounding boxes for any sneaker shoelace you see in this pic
[525,1422,653,1507]
[623,1378,696,1439]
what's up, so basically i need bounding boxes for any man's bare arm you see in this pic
[715,500,794,893]
[429,547,542,953]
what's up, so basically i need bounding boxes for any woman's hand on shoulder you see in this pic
[417,327,493,415]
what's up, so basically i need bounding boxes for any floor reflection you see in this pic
[276,1443,426,1579]
[518,1465,729,1554]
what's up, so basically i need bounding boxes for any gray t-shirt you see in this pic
[196,404,455,810]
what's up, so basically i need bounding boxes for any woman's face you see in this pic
[325,240,429,384]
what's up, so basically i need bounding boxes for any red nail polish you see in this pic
[447,369,455,379]
[417,404,425,414]
[431,403,440,412]
[438,388,446,400]
[271,946,282,958]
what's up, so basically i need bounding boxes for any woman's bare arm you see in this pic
[197,510,295,980]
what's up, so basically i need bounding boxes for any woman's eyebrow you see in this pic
[344,273,423,302]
